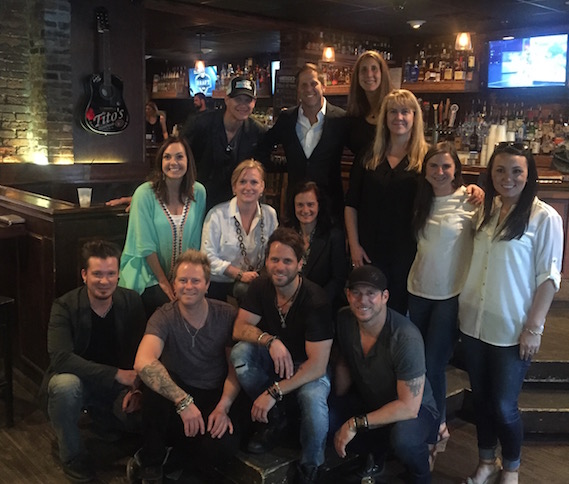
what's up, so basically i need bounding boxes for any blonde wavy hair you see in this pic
[365,89,428,173]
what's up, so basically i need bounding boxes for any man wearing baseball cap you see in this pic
[332,265,439,483]
[182,76,267,211]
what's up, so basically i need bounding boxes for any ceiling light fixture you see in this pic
[407,19,426,29]
[195,33,205,71]
[455,32,472,51]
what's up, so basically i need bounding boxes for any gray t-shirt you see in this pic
[146,298,236,390]
[336,306,438,418]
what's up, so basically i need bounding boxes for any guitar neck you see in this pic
[101,29,112,88]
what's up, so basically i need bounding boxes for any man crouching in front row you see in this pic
[127,249,246,482]
[231,227,334,484]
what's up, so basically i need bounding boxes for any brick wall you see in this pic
[0,0,73,164]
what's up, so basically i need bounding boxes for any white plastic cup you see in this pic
[77,187,92,208]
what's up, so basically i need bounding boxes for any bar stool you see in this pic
[0,296,14,427]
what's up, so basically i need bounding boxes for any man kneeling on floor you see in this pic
[128,249,245,482]
[231,227,334,484]
[333,266,439,484]
[42,240,146,482]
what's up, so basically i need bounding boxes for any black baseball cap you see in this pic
[226,76,256,99]
[347,265,388,291]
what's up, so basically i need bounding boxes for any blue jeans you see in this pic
[47,373,133,463]
[460,333,531,472]
[408,294,458,427]
[230,341,330,468]
[329,391,436,484]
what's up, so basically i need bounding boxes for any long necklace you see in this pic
[234,205,265,271]
[275,276,302,328]
[183,320,201,348]
[299,226,316,270]
[159,196,190,279]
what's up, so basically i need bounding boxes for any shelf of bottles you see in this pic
[212,58,272,99]
[401,41,479,93]
[422,98,569,167]
[152,66,189,99]
[300,30,393,96]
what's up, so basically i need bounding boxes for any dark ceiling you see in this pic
[145,0,569,63]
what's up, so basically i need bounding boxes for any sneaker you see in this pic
[63,454,95,482]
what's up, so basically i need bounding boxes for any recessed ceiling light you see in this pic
[503,36,514,40]
[407,20,426,29]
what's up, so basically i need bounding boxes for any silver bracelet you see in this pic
[523,326,544,336]
[257,331,268,343]
[175,394,194,414]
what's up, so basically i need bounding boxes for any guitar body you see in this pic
[82,72,129,135]
[81,7,129,135]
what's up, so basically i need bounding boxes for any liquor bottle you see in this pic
[466,53,476,81]
[404,58,412,83]
[411,59,419,82]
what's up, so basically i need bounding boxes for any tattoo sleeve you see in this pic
[404,375,424,398]
[139,360,186,402]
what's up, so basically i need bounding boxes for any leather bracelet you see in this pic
[523,326,544,336]
[266,335,278,350]
[236,270,243,281]
[175,394,194,414]
[266,383,283,402]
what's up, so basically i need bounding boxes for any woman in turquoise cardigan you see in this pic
[120,137,206,317]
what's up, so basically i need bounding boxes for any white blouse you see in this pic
[407,186,477,300]
[201,197,278,283]
[459,197,563,347]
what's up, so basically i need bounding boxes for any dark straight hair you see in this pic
[148,137,197,205]
[480,143,537,240]
[285,180,333,234]
[412,142,464,238]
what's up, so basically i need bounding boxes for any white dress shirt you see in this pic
[295,98,327,158]
[201,197,278,283]
[407,186,478,299]
[459,197,563,346]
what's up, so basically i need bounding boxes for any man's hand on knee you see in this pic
[251,391,276,423]
[269,339,294,379]
[180,403,205,437]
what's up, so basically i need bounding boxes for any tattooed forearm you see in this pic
[139,360,186,402]
[404,375,424,398]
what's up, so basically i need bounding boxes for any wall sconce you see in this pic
[322,46,335,62]
[455,32,473,51]
[407,20,426,29]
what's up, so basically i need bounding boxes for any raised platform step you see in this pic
[519,388,569,435]
[525,360,569,390]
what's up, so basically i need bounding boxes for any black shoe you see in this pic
[355,453,386,483]
[246,406,287,454]
[296,463,319,484]
[126,448,170,484]
[63,454,95,482]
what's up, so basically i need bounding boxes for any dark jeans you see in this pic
[329,391,437,484]
[138,374,248,469]
[460,332,531,472]
[408,294,459,427]
[372,248,415,315]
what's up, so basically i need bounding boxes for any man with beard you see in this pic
[231,227,334,484]
[41,240,146,482]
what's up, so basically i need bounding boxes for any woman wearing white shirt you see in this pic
[407,142,478,457]
[201,159,278,302]
[459,143,563,484]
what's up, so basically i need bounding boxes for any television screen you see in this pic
[188,65,218,97]
[488,33,568,89]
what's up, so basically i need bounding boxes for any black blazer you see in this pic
[260,102,348,219]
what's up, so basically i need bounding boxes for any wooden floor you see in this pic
[1,293,568,483]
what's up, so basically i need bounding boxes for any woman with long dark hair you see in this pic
[407,142,478,457]
[120,137,206,317]
[286,181,347,309]
[459,143,563,484]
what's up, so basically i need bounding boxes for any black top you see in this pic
[259,103,348,220]
[241,275,334,363]
[345,154,419,263]
[346,115,376,159]
[181,109,267,211]
[302,225,348,310]
[336,306,438,418]
[83,307,119,367]
[146,118,164,143]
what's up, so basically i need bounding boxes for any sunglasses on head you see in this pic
[494,141,530,153]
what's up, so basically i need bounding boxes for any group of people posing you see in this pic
[45,53,563,484]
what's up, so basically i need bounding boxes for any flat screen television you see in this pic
[188,65,218,97]
[487,33,568,89]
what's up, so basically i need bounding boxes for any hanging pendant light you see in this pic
[195,33,205,71]
[455,32,472,51]
[322,46,336,62]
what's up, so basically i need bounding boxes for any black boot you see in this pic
[295,463,319,484]
[246,405,287,454]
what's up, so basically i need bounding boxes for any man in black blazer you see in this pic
[260,64,347,220]
[182,76,267,211]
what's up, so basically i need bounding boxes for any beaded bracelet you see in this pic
[175,394,194,414]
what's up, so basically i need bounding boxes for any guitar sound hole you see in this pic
[99,86,115,100]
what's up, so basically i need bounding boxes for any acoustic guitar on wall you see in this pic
[82,7,129,135]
